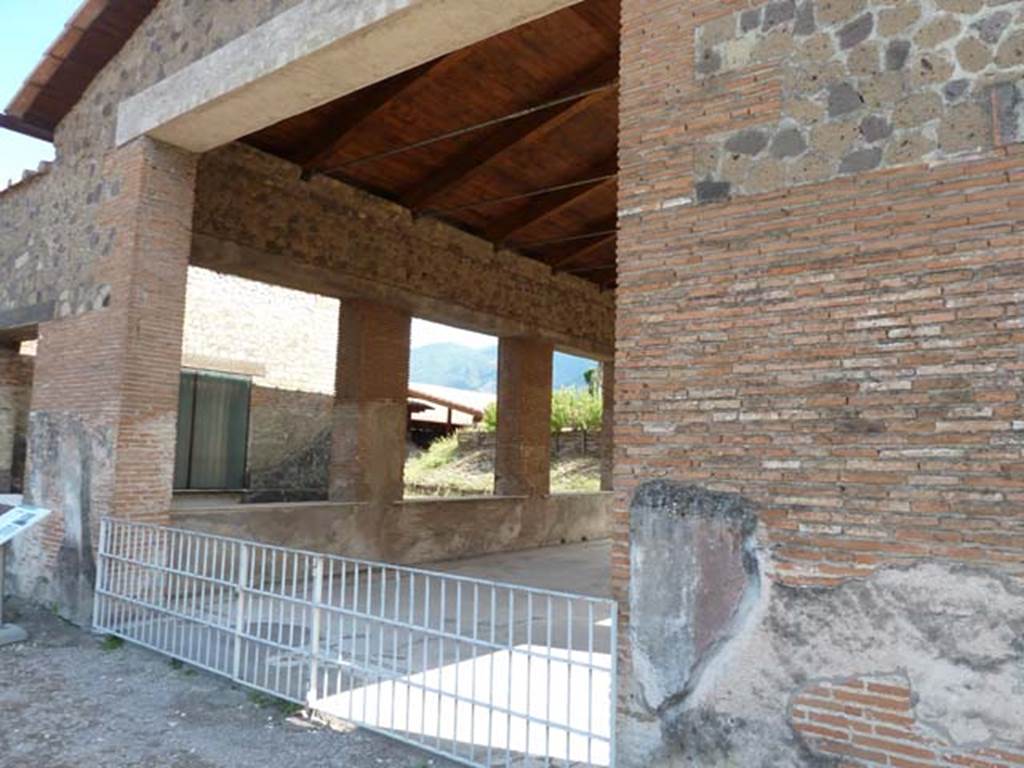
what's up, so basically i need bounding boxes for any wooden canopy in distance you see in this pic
[244,0,620,289]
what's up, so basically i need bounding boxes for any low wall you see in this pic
[457,429,603,460]
[170,492,612,565]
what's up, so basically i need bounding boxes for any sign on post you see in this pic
[0,500,51,645]
[0,502,50,546]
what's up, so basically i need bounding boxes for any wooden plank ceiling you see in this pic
[244,0,619,289]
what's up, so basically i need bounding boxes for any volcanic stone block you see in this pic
[628,481,759,711]
[886,39,912,70]
[828,82,864,117]
[974,11,1012,45]
[740,8,762,33]
[696,48,723,75]
[838,13,874,50]
[695,179,732,204]
[991,82,1023,145]
[878,3,920,36]
[770,127,808,158]
[839,146,883,174]
[763,0,796,30]
[860,114,893,142]
[816,0,867,26]
[725,129,769,156]
[944,78,970,102]
[794,0,816,36]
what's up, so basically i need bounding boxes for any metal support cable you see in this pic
[317,80,619,174]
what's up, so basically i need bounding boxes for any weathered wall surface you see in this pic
[247,385,331,499]
[171,491,612,565]
[622,482,1024,766]
[191,144,615,358]
[617,0,1024,763]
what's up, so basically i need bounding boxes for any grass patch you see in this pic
[248,691,304,716]
[405,436,600,497]
[99,635,124,651]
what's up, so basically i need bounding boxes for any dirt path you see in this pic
[0,600,457,768]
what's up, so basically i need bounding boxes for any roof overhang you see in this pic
[2,0,159,142]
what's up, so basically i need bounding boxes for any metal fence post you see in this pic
[233,543,250,683]
[308,556,325,706]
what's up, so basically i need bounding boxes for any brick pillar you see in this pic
[600,360,614,492]
[329,299,410,504]
[494,336,553,497]
[18,137,196,623]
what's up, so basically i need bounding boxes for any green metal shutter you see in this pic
[173,370,251,490]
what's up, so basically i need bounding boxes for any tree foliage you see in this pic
[480,376,602,433]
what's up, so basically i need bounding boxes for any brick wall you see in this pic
[617,0,1024,762]
[12,138,197,623]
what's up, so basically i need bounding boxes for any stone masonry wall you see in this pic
[693,0,1024,200]
[246,385,331,500]
[0,1,302,329]
[617,0,1024,764]
[191,144,615,358]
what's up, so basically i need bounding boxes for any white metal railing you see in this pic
[93,517,618,767]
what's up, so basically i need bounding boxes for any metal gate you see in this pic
[93,517,618,767]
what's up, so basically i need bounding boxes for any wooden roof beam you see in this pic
[299,48,474,175]
[401,57,618,211]
[486,155,616,245]
[550,229,616,272]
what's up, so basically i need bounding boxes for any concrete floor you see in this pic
[426,539,612,598]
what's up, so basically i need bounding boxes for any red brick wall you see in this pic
[16,138,196,619]
[793,675,1024,767]
[615,1,1024,756]
[616,0,1024,594]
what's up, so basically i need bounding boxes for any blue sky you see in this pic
[0,1,80,185]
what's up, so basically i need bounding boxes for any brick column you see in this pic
[600,360,614,492]
[20,137,196,622]
[329,299,411,504]
[494,336,553,497]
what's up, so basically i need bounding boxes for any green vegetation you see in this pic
[248,691,304,716]
[406,435,495,496]
[481,380,603,433]
[405,429,601,498]
[550,386,602,432]
[100,635,124,651]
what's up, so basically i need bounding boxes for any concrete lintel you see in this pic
[117,0,582,152]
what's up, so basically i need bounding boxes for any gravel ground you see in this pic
[0,599,459,768]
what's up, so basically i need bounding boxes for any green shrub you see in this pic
[482,385,602,433]
[550,386,602,432]
[411,434,460,470]
[481,401,498,432]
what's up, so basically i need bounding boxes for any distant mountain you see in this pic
[410,343,596,393]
